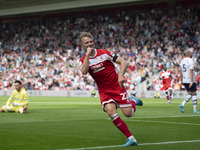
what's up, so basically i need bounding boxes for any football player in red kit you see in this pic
[79,32,143,147]
[160,64,173,104]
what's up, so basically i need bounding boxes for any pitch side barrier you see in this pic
[0,90,199,98]
[133,91,200,99]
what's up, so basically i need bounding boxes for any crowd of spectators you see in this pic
[0,4,200,91]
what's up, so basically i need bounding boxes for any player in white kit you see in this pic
[179,49,200,113]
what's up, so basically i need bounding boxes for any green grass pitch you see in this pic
[0,96,200,150]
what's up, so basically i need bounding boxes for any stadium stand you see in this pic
[0,0,199,91]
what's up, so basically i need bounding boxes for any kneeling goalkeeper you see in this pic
[0,80,29,114]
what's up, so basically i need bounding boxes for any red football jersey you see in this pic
[160,70,171,84]
[160,70,172,90]
[80,49,133,110]
[79,49,119,91]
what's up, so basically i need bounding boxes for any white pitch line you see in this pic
[142,102,183,104]
[57,140,200,150]
[134,114,200,119]
[31,101,181,104]
[106,115,200,120]
[30,101,186,104]
[30,102,99,105]
[128,119,200,126]
[139,140,200,145]
[58,145,122,150]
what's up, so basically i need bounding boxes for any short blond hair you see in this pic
[79,32,93,43]
[184,49,192,56]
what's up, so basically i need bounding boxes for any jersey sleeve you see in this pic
[23,91,29,101]
[79,60,83,68]
[104,49,117,61]
[189,60,194,70]
[20,91,29,106]
[79,55,85,68]
[6,91,15,106]
[160,72,164,78]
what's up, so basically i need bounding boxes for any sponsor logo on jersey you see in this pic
[91,63,105,73]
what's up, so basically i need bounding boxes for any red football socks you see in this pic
[112,114,132,138]
[130,100,136,112]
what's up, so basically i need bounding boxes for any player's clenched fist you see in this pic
[86,47,93,56]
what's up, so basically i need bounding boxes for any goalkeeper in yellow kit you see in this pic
[0,80,29,114]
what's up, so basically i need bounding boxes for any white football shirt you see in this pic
[180,57,195,83]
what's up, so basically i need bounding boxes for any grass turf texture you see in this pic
[0,96,200,150]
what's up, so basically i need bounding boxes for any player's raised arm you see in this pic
[79,32,95,75]
[80,47,94,75]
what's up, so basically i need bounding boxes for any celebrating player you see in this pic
[179,50,200,113]
[0,80,29,114]
[79,32,143,147]
[160,64,173,104]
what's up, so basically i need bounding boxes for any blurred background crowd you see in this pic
[0,4,200,91]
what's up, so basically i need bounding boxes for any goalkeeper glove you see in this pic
[6,105,11,112]
[12,102,22,107]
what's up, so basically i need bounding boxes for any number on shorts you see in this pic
[120,92,128,100]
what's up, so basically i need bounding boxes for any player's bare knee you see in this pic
[123,111,133,117]
[125,114,132,117]
[105,106,117,116]
[106,109,117,117]
[121,107,134,117]
[104,103,117,117]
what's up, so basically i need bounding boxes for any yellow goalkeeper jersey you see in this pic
[6,88,29,106]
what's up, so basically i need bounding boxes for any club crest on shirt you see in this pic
[99,56,104,61]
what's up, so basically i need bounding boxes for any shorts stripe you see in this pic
[102,99,116,110]
[118,104,132,108]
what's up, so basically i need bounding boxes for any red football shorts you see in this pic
[99,86,133,111]
[163,82,172,91]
